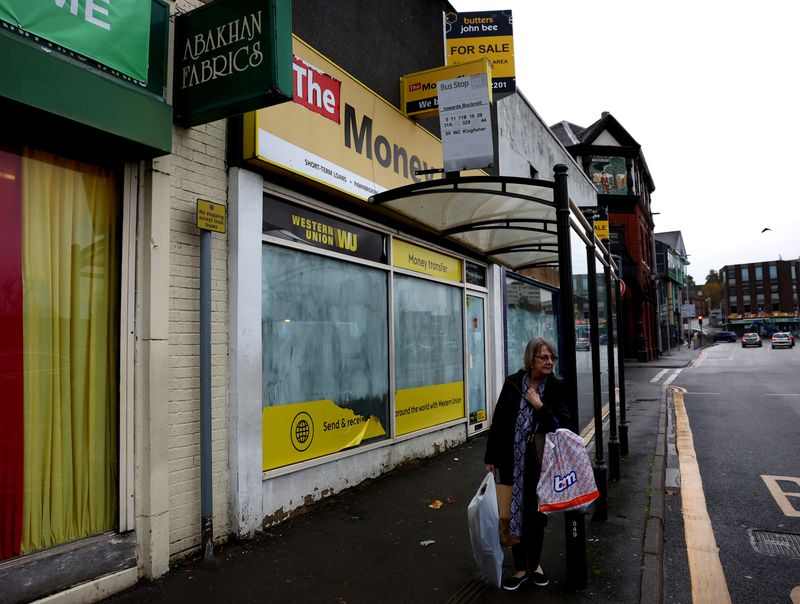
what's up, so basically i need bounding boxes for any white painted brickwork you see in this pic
[166,3,231,557]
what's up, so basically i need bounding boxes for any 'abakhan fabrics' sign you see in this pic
[173,0,292,127]
[243,36,481,201]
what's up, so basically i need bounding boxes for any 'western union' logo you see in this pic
[291,214,358,252]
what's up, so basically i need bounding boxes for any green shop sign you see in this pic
[174,0,293,127]
[0,0,151,82]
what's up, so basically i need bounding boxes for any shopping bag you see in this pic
[495,483,519,547]
[536,428,600,514]
[467,472,504,587]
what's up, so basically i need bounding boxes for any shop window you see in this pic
[393,275,464,436]
[261,245,389,471]
[0,147,120,560]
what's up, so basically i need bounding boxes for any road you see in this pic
[651,341,800,603]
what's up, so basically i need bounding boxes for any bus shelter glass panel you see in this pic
[571,229,592,433]
[596,255,609,405]
[504,274,556,375]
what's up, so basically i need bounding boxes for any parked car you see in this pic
[741,332,762,348]
[576,337,590,351]
[770,332,794,349]
[713,331,737,343]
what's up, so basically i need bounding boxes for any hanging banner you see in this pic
[0,0,152,82]
[444,10,515,97]
[263,400,386,471]
[173,0,292,127]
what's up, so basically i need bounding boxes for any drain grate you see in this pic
[751,530,800,558]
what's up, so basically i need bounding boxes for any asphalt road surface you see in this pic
[657,341,800,603]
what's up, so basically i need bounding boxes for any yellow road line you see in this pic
[580,402,609,446]
[673,390,732,604]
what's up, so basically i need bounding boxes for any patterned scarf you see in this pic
[510,375,546,537]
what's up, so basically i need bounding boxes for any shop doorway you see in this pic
[466,294,489,434]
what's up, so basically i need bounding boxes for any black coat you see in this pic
[483,369,571,485]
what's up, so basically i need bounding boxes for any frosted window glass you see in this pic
[393,275,463,390]
[262,245,389,433]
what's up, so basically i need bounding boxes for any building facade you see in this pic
[654,231,688,350]
[721,259,800,334]
[551,113,659,360]
[0,1,621,601]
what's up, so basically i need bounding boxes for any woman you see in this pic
[484,337,571,591]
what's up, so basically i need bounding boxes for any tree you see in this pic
[704,269,721,285]
[702,269,722,308]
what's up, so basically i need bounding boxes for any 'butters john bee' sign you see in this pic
[173,0,292,127]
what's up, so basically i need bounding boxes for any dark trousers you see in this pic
[511,457,548,572]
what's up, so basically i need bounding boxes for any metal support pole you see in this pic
[200,229,214,561]
[554,165,587,589]
[604,246,620,481]
[585,223,607,522]
[614,256,628,456]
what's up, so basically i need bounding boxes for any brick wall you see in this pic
[167,1,231,556]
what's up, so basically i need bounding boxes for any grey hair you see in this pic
[523,337,556,372]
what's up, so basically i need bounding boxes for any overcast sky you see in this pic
[452,1,800,282]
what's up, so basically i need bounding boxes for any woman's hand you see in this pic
[486,464,495,475]
[524,387,543,410]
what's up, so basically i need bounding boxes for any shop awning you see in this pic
[369,176,559,271]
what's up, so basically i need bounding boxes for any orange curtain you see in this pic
[20,148,120,552]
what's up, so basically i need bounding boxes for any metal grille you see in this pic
[751,530,800,558]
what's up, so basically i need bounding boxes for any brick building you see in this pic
[551,113,659,360]
[721,259,800,334]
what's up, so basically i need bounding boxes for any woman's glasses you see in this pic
[535,354,557,362]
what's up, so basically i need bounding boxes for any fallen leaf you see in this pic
[446,497,456,505]
[419,540,436,546]
[428,499,443,509]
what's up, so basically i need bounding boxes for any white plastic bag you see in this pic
[467,472,503,587]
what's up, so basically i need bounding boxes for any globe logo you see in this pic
[290,412,314,452]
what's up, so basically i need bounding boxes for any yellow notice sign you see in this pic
[400,58,492,120]
[197,199,226,233]
[396,381,465,436]
[594,220,609,241]
[263,400,386,471]
[393,239,462,283]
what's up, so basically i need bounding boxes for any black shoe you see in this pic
[530,570,549,587]
[502,573,529,591]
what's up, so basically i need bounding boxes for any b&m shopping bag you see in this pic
[536,428,600,513]
[467,472,503,587]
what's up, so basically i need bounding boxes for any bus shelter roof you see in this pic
[370,175,560,271]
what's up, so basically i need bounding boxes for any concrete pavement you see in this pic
[106,347,701,604]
